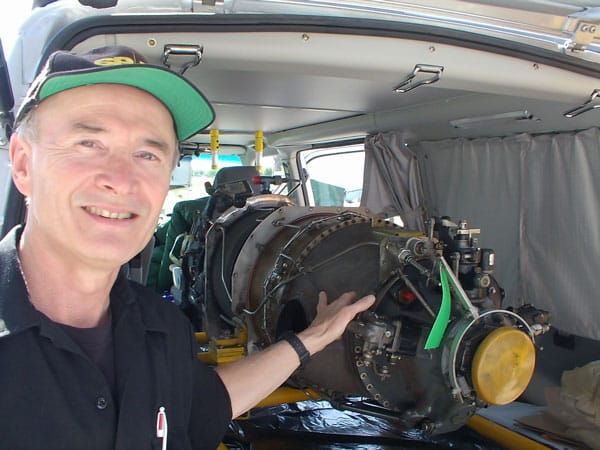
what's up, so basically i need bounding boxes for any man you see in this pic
[0,46,374,449]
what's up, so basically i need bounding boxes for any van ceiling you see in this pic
[72,25,600,152]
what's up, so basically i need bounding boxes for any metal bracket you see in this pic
[564,89,600,118]
[393,64,444,93]
[563,8,600,52]
[162,44,204,75]
[192,0,225,13]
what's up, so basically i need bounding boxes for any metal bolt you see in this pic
[302,33,310,42]
[147,38,157,47]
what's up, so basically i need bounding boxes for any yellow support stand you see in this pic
[255,130,263,172]
[210,129,219,170]
[195,328,247,365]
[468,415,551,450]
[196,328,321,406]
[198,326,322,449]
[255,386,320,409]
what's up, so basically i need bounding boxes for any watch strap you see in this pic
[279,331,311,367]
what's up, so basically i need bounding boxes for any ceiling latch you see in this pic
[162,44,204,75]
[564,89,600,118]
[393,64,444,93]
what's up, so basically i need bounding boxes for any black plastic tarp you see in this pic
[223,400,504,449]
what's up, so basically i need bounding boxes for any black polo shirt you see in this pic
[0,226,231,449]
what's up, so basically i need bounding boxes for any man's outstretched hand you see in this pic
[215,290,375,418]
[298,291,376,356]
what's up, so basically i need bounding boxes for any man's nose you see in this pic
[94,153,137,194]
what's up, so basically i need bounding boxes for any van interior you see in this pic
[2,1,600,448]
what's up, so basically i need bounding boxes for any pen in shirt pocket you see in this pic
[156,406,168,450]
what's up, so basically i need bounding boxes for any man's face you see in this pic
[10,84,178,271]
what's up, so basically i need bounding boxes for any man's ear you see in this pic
[9,133,33,197]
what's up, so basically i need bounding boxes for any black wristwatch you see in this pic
[279,331,311,367]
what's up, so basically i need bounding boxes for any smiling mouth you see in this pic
[84,206,135,220]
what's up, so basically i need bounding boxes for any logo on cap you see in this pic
[94,56,145,66]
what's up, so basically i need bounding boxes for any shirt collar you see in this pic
[0,225,168,338]
[111,264,168,334]
[0,225,41,337]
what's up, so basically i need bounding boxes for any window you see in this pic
[160,152,291,222]
[0,151,10,229]
[259,153,293,196]
[298,144,365,207]
[160,153,242,223]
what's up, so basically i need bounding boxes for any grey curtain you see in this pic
[361,132,426,230]
[418,128,600,340]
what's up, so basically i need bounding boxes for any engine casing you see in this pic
[187,198,548,434]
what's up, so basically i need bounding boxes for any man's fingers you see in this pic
[318,291,328,304]
[317,291,328,312]
[317,291,373,318]
[353,294,376,313]
[307,292,376,352]
[335,291,357,306]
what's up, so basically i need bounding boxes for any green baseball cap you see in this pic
[15,46,214,141]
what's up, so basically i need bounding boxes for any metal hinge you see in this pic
[563,8,600,52]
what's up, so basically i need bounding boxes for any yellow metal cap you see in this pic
[471,327,535,405]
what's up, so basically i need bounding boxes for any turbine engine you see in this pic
[191,195,550,434]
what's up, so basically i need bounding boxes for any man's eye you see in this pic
[79,140,97,148]
[138,151,159,161]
